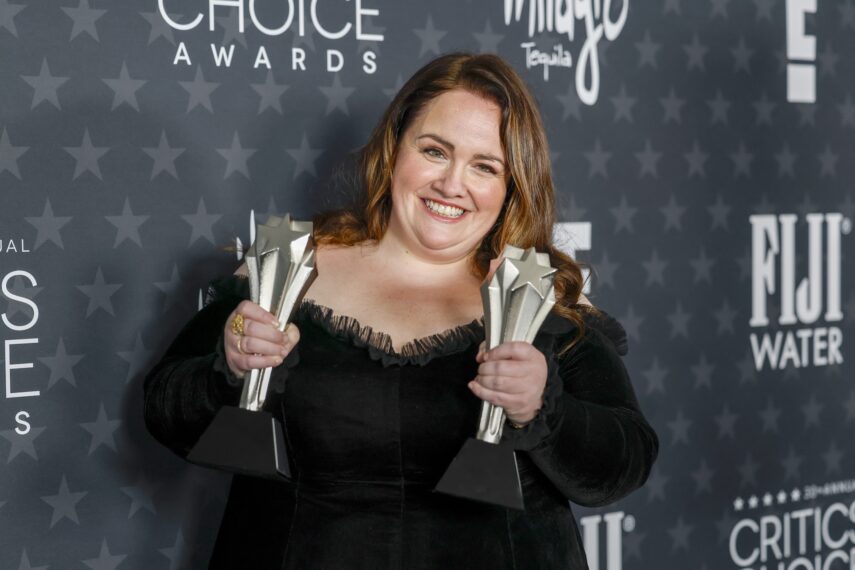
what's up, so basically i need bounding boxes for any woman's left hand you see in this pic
[469,341,547,426]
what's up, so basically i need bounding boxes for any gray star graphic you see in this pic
[414,15,447,57]
[713,299,736,335]
[159,529,186,570]
[122,474,159,517]
[0,127,29,178]
[64,128,109,180]
[39,338,84,389]
[731,143,753,177]
[684,141,708,177]
[217,132,256,179]
[286,134,324,180]
[181,198,221,246]
[636,139,661,177]
[592,250,617,289]
[610,195,636,233]
[818,145,838,177]
[708,194,731,231]
[143,130,184,179]
[759,399,781,433]
[753,92,775,124]
[775,144,796,177]
[707,89,730,124]
[802,395,823,428]
[738,452,759,487]
[645,467,669,502]
[103,61,146,111]
[140,11,176,45]
[1,425,45,462]
[838,94,855,127]
[642,250,667,286]
[840,0,855,28]
[556,80,582,121]
[559,195,587,221]
[737,351,756,384]
[619,304,644,343]
[16,549,48,570]
[635,30,660,68]
[22,58,69,110]
[663,0,681,13]
[292,25,316,51]
[796,193,818,218]
[382,74,405,101]
[711,0,730,18]
[667,302,691,338]
[62,0,105,41]
[667,409,691,444]
[683,33,708,70]
[584,140,611,178]
[318,74,355,116]
[660,195,685,230]
[753,0,774,19]
[0,0,25,37]
[818,42,839,76]
[660,86,685,123]
[118,333,154,383]
[716,510,737,543]
[823,441,843,474]
[715,405,737,439]
[691,353,714,389]
[643,357,667,394]
[155,264,187,313]
[41,475,86,526]
[76,267,122,317]
[692,460,713,493]
[798,104,816,126]
[82,540,126,570]
[473,20,503,53]
[667,517,693,550]
[80,403,121,454]
[251,71,289,114]
[782,447,803,480]
[624,530,646,560]
[25,198,72,249]
[216,11,247,48]
[179,67,219,113]
[106,197,148,247]
[610,84,635,122]
[731,37,753,72]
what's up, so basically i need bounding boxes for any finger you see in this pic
[235,300,280,327]
[241,353,283,370]
[240,318,288,345]
[283,323,301,346]
[473,374,529,394]
[468,381,512,408]
[484,341,541,362]
[478,359,528,379]
[240,335,291,357]
[475,341,486,363]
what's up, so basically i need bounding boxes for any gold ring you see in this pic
[231,313,245,336]
[236,336,246,355]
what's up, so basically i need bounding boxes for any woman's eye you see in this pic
[424,147,445,159]
[476,163,497,175]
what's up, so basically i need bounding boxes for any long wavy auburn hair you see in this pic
[314,53,591,348]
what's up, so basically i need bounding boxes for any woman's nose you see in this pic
[435,163,467,197]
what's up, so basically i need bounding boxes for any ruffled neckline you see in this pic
[296,299,485,368]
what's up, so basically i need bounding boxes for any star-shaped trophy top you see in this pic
[504,246,557,299]
[246,214,312,263]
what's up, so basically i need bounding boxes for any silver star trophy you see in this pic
[189,214,317,479]
[435,245,556,509]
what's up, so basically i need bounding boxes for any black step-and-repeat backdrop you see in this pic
[2,1,853,568]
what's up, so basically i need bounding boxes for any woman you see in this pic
[144,53,658,569]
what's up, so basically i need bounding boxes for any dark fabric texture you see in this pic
[143,274,658,569]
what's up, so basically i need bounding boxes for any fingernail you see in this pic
[274,356,283,365]
[280,347,289,356]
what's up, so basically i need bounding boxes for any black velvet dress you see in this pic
[143,275,658,569]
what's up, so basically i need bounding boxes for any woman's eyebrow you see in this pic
[416,133,506,167]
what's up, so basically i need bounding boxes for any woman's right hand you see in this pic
[223,300,300,378]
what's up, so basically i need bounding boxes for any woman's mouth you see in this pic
[422,198,466,219]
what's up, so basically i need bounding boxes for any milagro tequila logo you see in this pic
[749,213,849,371]
[580,510,635,570]
[502,0,628,104]
[158,0,384,73]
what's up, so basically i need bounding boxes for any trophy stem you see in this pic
[475,402,506,444]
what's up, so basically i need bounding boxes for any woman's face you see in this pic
[387,89,508,263]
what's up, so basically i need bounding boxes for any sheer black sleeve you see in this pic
[142,275,249,457]
[503,307,659,507]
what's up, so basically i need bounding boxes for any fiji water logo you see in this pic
[580,511,634,570]
[502,0,628,104]
[749,213,849,371]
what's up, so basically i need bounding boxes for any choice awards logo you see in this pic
[749,213,848,372]
[501,0,628,105]
[157,0,384,74]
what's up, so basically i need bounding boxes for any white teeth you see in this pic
[423,199,465,218]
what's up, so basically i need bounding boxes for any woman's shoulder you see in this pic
[541,303,628,357]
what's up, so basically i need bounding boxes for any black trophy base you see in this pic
[188,406,291,480]
[434,438,524,510]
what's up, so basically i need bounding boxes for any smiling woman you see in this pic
[143,52,658,570]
